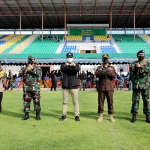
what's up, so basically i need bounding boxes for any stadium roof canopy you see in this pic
[0,0,150,29]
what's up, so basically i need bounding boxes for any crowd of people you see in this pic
[0,50,150,124]
[38,35,62,42]
[0,67,133,92]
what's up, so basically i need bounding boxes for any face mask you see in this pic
[138,56,144,61]
[67,58,73,63]
[103,59,109,64]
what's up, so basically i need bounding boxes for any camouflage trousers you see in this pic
[7,80,13,90]
[131,89,150,115]
[23,91,41,113]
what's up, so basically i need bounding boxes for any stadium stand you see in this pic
[94,35,110,42]
[138,34,150,45]
[113,34,150,53]
[61,42,77,54]
[2,35,30,54]
[67,35,82,42]
[10,35,39,54]
[0,35,25,53]
[100,45,117,53]
[21,35,61,54]
[0,40,5,46]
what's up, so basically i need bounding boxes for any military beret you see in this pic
[137,50,145,56]
[102,54,109,59]
[66,52,73,58]
[28,55,35,60]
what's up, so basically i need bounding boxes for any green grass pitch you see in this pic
[0,90,150,150]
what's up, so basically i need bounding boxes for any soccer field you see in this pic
[0,90,150,150]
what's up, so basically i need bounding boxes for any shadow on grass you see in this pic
[1,110,23,118]
[112,110,147,122]
[45,109,98,121]
[30,109,62,120]
[113,111,131,121]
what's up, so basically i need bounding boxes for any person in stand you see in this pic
[59,52,80,122]
[95,54,117,122]
[19,55,42,120]
[130,50,150,123]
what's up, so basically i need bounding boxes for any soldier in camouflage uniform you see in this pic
[130,50,150,123]
[19,56,42,120]
[7,70,13,90]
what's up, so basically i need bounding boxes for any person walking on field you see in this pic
[130,50,150,123]
[7,70,13,90]
[95,54,117,122]
[79,70,87,91]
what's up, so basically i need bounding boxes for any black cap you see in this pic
[66,52,73,58]
[137,50,145,56]
[102,54,109,59]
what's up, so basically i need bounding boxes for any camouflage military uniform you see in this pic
[7,71,13,90]
[19,56,42,120]
[130,60,150,115]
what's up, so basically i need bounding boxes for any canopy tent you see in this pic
[0,58,146,65]
[0,53,150,65]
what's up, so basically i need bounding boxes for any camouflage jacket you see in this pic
[130,60,150,89]
[7,73,13,81]
[19,65,42,92]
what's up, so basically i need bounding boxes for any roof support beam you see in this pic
[0,10,150,16]
[93,0,97,23]
[107,0,114,24]
[0,0,18,28]
[135,1,150,26]
[50,0,61,27]
[80,0,82,24]
[115,0,127,28]
[38,0,51,28]
[13,0,33,29]
[26,0,41,27]
[124,0,139,28]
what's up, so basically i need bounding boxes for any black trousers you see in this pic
[0,92,3,110]
[51,82,57,91]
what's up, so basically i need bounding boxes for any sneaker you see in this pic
[59,115,66,121]
[75,116,80,122]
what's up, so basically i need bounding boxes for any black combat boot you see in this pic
[146,114,150,123]
[22,112,29,120]
[36,111,41,120]
[130,114,136,123]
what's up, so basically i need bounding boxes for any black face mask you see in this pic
[138,56,144,61]
[103,59,109,64]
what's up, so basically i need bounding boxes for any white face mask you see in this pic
[67,58,73,63]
